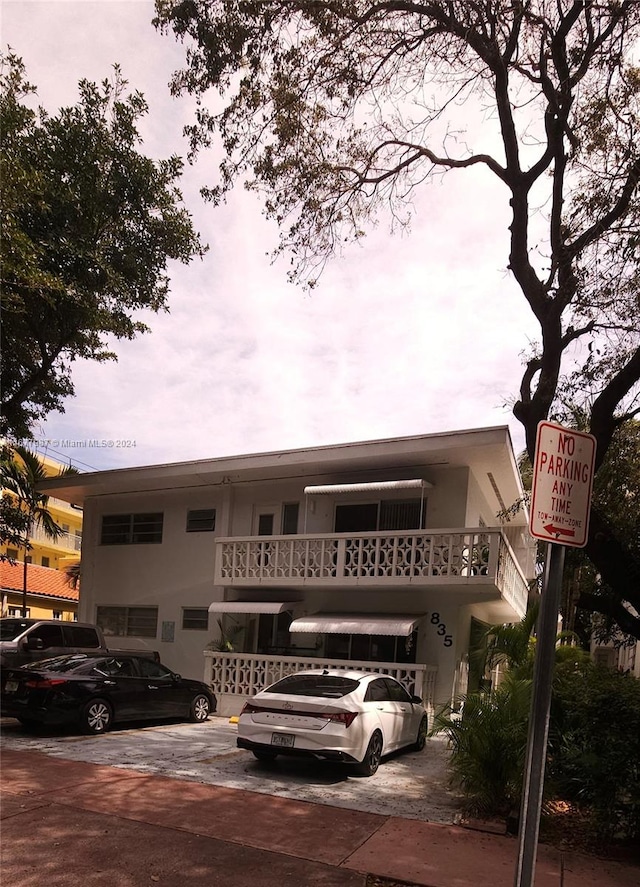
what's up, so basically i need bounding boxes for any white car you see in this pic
[236,669,428,776]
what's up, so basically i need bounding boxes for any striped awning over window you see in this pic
[208,601,299,615]
[289,614,423,636]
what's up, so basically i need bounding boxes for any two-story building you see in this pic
[40,427,535,717]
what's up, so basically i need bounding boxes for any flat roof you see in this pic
[37,426,526,521]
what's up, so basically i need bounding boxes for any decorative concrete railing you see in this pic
[204,651,437,717]
[30,524,82,552]
[215,528,529,616]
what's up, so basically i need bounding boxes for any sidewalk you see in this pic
[1,748,637,887]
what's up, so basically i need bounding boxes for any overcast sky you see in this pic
[4,0,538,472]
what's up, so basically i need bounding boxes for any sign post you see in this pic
[514,422,596,887]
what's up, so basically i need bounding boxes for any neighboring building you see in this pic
[591,636,640,677]
[1,451,83,572]
[1,560,79,620]
[39,427,535,717]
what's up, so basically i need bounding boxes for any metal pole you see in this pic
[514,541,565,887]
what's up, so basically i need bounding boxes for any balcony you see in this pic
[215,528,529,617]
[30,524,82,552]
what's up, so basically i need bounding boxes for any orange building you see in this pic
[0,560,78,620]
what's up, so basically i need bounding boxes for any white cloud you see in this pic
[5,0,535,471]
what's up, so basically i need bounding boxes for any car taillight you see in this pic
[325,711,358,728]
[240,701,358,728]
[240,701,259,715]
[25,679,68,689]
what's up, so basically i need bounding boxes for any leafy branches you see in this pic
[0,52,206,440]
[155,0,640,638]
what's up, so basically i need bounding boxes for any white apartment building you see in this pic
[40,427,535,717]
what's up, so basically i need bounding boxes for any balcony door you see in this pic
[334,499,424,533]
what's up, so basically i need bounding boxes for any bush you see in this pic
[431,674,531,818]
[549,662,640,844]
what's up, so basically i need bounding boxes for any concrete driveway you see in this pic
[0,714,463,823]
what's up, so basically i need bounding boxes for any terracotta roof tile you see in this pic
[0,561,79,602]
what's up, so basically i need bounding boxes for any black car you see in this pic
[0,653,216,734]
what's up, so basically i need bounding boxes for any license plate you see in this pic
[4,680,19,693]
[271,732,295,748]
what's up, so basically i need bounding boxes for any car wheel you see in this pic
[356,731,383,776]
[252,750,278,762]
[189,693,211,722]
[81,698,113,735]
[413,715,428,752]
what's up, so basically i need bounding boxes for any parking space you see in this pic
[0,714,463,823]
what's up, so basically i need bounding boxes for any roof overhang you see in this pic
[289,614,423,636]
[36,426,527,524]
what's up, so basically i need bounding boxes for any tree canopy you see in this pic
[0,53,206,440]
[154,0,640,637]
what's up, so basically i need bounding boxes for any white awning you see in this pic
[303,479,431,495]
[289,614,423,636]
[208,601,299,615]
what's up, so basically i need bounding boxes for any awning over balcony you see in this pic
[208,601,300,615]
[303,479,431,495]
[289,613,423,636]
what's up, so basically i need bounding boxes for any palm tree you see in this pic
[1,446,77,615]
[65,561,81,590]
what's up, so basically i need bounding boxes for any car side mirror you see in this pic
[27,637,45,651]
[172,672,182,681]
[411,695,423,705]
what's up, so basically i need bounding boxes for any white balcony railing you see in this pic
[30,524,82,552]
[204,651,437,713]
[215,528,529,616]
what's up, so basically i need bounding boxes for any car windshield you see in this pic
[0,619,37,641]
[18,654,92,672]
[265,674,360,698]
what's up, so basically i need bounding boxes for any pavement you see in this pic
[2,744,639,887]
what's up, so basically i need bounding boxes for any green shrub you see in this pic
[549,662,640,843]
[431,674,531,818]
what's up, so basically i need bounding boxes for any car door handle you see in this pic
[103,680,117,686]
[148,684,159,690]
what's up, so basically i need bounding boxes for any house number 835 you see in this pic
[431,612,453,647]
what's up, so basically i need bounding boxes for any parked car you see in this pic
[0,618,159,668]
[237,670,428,776]
[0,653,216,734]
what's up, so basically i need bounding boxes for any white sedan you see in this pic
[236,669,428,776]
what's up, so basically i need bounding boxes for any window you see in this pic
[334,499,425,533]
[96,606,158,638]
[265,674,360,697]
[186,509,216,532]
[29,623,64,648]
[52,609,62,619]
[7,606,29,617]
[282,503,299,535]
[182,608,209,631]
[25,555,32,564]
[6,548,18,561]
[325,632,417,664]
[137,659,172,679]
[101,513,163,545]
[90,657,136,678]
[42,556,50,568]
[63,625,101,647]
[257,513,274,535]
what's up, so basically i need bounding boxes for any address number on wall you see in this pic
[430,612,453,647]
